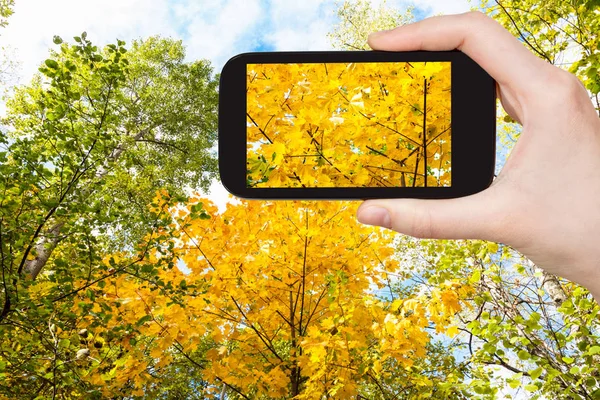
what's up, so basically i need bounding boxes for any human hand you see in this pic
[357,11,600,299]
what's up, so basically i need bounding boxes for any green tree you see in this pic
[482,0,600,114]
[0,0,13,29]
[328,0,414,51]
[395,238,600,398]
[0,0,15,85]
[0,33,218,398]
[479,1,600,395]
[331,1,600,398]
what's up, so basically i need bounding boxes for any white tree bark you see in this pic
[24,129,151,280]
[23,222,64,280]
[532,262,567,304]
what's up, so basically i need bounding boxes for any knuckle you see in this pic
[405,206,436,239]
[555,70,585,95]
[541,69,590,113]
[463,10,490,24]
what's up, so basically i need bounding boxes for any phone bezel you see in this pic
[219,50,496,199]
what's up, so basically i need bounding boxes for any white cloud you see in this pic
[180,0,263,70]
[0,0,474,86]
[406,0,472,16]
[258,0,473,54]
[204,178,240,213]
[265,19,334,52]
[0,0,178,85]
[0,0,475,201]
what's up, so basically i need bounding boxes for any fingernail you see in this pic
[368,30,388,40]
[358,207,391,229]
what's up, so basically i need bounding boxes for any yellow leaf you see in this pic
[446,325,459,338]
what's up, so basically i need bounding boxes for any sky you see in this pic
[0,0,481,209]
[0,1,530,396]
[0,0,475,80]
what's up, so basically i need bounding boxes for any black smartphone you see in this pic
[219,50,496,199]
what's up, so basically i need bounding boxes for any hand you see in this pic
[357,11,600,299]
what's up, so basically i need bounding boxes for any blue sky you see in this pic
[0,2,527,396]
[0,0,481,205]
[0,0,475,82]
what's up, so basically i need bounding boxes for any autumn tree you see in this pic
[0,33,218,398]
[68,198,473,399]
[2,1,598,398]
[247,61,451,188]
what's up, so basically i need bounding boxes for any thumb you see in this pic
[356,189,505,241]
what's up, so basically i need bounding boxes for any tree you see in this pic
[0,0,16,86]
[0,0,13,29]
[329,1,600,398]
[328,0,414,51]
[389,236,600,398]
[478,1,600,397]
[481,0,600,114]
[247,62,451,188]
[0,33,218,398]
[70,198,472,399]
[3,0,598,398]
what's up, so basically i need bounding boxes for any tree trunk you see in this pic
[532,262,567,304]
[23,129,150,281]
[219,383,226,400]
[23,222,64,280]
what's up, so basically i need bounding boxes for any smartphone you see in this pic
[219,51,496,199]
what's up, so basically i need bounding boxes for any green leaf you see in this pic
[508,379,520,389]
[190,203,204,213]
[136,315,152,327]
[518,350,531,360]
[562,356,575,364]
[588,345,600,355]
[515,263,525,274]
[483,342,496,354]
[469,269,481,283]
[141,264,154,273]
[44,59,59,69]
[585,377,597,387]
[524,384,538,392]
[570,366,580,374]
[529,367,543,380]
[53,35,63,45]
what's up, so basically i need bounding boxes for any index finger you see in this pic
[368,11,551,91]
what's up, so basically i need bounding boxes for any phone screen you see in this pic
[246,62,451,188]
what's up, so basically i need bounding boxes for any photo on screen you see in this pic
[246,61,451,188]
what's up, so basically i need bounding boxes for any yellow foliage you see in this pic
[72,198,472,398]
[246,62,451,188]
